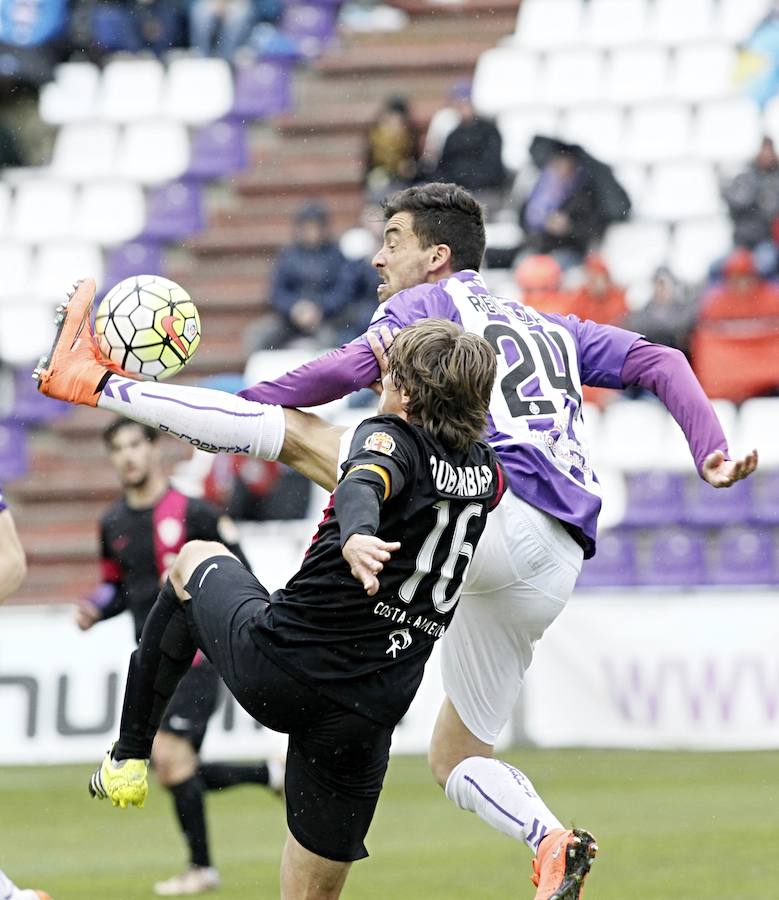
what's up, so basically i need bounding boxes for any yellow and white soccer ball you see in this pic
[94,275,201,381]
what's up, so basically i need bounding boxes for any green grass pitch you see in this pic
[2,749,778,898]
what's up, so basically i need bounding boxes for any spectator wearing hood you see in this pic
[626,266,697,356]
[569,253,627,326]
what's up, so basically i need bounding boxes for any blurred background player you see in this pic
[76,418,282,896]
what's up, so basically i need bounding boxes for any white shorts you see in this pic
[441,490,584,745]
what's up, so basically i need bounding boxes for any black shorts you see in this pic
[184,556,393,863]
[159,657,220,753]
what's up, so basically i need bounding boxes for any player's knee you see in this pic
[169,540,225,598]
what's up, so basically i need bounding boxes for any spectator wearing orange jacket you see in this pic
[569,253,627,326]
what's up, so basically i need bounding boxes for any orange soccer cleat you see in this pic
[33,278,121,407]
[531,828,598,900]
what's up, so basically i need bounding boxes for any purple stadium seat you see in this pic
[577,531,637,587]
[103,241,163,290]
[680,473,751,526]
[282,3,337,57]
[621,472,685,526]
[141,181,204,242]
[748,470,779,525]
[11,368,67,424]
[708,525,776,585]
[187,121,248,179]
[637,527,707,586]
[0,420,27,481]
[230,60,293,121]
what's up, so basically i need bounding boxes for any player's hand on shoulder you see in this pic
[75,601,101,631]
[342,533,401,597]
[701,448,758,488]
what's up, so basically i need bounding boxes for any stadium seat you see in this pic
[10,179,76,242]
[163,58,234,126]
[715,0,768,42]
[116,120,190,185]
[693,99,762,165]
[640,161,722,221]
[672,42,738,103]
[638,527,707,587]
[10,367,67,424]
[282,2,338,57]
[596,465,628,530]
[576,530,637,587]
[497,107,559,171]
[595,399,669,473]
[613,162,648,213]
[738,397,779,469]
[0,420,27,480]
[583,0,649,48]
[51,122,120,181]
[600,221,671,284]
[708,525,776,585]
[603,46,671,105]
[622,103,692,164]
[230,60,293,121]
[97,58,165,122]
[542,49,605,108]
[513,0,583,50]
[621,472,685,526]
[39,61,100,125]
[559,105,624,164]
[0,241,33,300]
[33,240,104,304]
[680,472,752,527]
[668,217,732,284]
[748,471,779,525]
[762,95,779,146]
[73,180,146,245]
[648,0,717,45]
[0,181,12,235]
[0,303,56,365]
[187,121,248,180]
[103,241,163,290]
[472,48,541,117]
[142,181,204,241]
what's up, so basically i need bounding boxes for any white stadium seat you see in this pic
[613,161,648,211]
[669,217,732,283]
[10,179,76,242]
[33,240,104,304]
[622,103,691,164]
[738,398,779,468]
[560,105,624,164]
[497,107,559,170]
[542,49,605,107]
[0,242,33,299]
[640,161,722,221]
[0,303,57,365]
[716,0,768,43]
[649,0,717,45]
[116,120,189,185]
[596,400,670,473]
[762,94,779,146]
[604,45,671,105]
[163,58,234,125]
[583,0,649,48]
[0,181,12,235]
[73,180,146,245]
[672,42,738,103]
[601,220,671,284]
[39,61,100,125]
[472,48,541,118]
[98,58,165,122]
[51,122,120,181]
[513,0,583,50]
[693,99,763,165]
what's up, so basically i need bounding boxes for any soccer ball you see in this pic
[94,275,201,381]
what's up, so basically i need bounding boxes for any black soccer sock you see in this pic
[199,761,270,791]
[115,580,198,760]
[170,775,211,869]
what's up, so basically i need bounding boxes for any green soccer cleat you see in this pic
[88,749,148,809]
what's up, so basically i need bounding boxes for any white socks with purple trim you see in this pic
[98,375,285,460]
[445,757,563,853]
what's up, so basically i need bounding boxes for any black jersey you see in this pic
[250,415,505,727]
[99,487,244,642]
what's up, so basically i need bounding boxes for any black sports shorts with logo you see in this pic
[159,657,220,753]
[183,556,393,863]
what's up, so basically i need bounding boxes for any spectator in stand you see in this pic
[429,80,506,214]
[189,0,282,59]
[626,266,697,356]
[699,247,779,320]
[78,0,186,59]
[568,253,627,326]
[721,136,779,276]
[248,200,353,352]
[513,253,573,315]
[337,205,383,345]
[364,95,419,201]
[519,148,609,270]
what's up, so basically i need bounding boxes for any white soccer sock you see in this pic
[97,375,285,460]
[445,757,563,853]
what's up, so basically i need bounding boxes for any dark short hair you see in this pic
[388,318,495,453]
[381,182,486,273]
[102,418,159,448]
